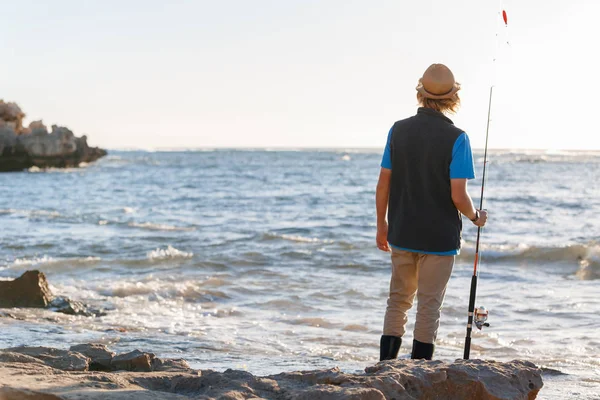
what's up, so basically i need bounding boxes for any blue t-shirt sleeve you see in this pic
[449,133,475,179]
[380,126,393,169]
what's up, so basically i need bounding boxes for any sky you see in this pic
[1,0,599,150]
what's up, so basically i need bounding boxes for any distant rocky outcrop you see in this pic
[0,344,544,399]
[0,270,104,317]
[0,100,107,172]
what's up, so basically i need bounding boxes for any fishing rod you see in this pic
[463,85,493,360]
[463,3,509,360]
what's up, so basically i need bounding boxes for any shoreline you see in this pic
[0,343,543,400]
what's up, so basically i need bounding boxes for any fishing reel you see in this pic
[474,306,490,330]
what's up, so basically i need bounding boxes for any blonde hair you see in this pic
[416,83,461,114]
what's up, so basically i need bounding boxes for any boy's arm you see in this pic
[376,167,392,252]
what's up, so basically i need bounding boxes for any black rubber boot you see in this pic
[411,339,434,360]
[379,335,402,361]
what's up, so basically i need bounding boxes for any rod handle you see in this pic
[463,337,471,360]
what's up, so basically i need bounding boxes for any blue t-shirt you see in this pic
[380,126,475,255]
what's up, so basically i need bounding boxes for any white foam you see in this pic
[265,233,334,244]
[12,255,55,266]
[7,256,101,268]
[97,278,229,301]
[280,235,322,243]
[129,222,195,232]
[147,245,193,260]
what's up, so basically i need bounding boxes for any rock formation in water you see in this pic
[0,100,107,172]
[0,270,53,308]
[0,270,104,316]
[0,343,543,399]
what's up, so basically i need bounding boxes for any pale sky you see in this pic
[1,0,598,150]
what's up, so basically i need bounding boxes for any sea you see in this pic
[0,149,599,399]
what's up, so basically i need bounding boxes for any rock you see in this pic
[152,357,192,372]
[0,270,105,317]
[111,350,156,372]
[0,101,25,129]
[292,386,386,400]
[0,344,545,399]
[4,346,89,371]
[28,120,47,133]
[0,387,63,400]
[0,99,106,171]
[134,359,542,399]
[4,121,17,131]
[0,351,47,365]
[48,296,105,317]
[0,270,54,308]
[356,359,543,400]
[136,369,281,399]
[70,343,115,371]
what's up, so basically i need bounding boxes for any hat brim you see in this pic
[416,83,460,100]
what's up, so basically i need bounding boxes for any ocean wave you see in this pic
[342,324,369,332]
[27,166,83,173]
[12,255,55,266]
[333,263,377,272]
[262,232,334,244]
[0,208,62,218]
[254,298,315,312]
[147,245,194,260]
[98,280,230,302]
[1,255,101,270]
[129,222,196,232]
[476,150,600,164]
[459,243,600,270]
[285,317,343,329]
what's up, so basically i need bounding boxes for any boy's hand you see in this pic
[472,209,488,227]
[377,222,391,252]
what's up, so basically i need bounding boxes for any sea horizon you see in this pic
[101,146,600,154]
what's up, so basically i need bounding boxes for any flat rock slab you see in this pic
[0,346,544,400]
[135,359,543,400]
[3,346,89,371]
[0,387,63,400]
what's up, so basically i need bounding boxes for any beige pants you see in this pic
[383,248,454,343]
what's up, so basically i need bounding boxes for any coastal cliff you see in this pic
[0,100,106,172]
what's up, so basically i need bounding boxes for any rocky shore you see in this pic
[0,343,543,400]
[0,100,106,172]
[0,271,544,399]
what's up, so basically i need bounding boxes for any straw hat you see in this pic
[416,64,460,99]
